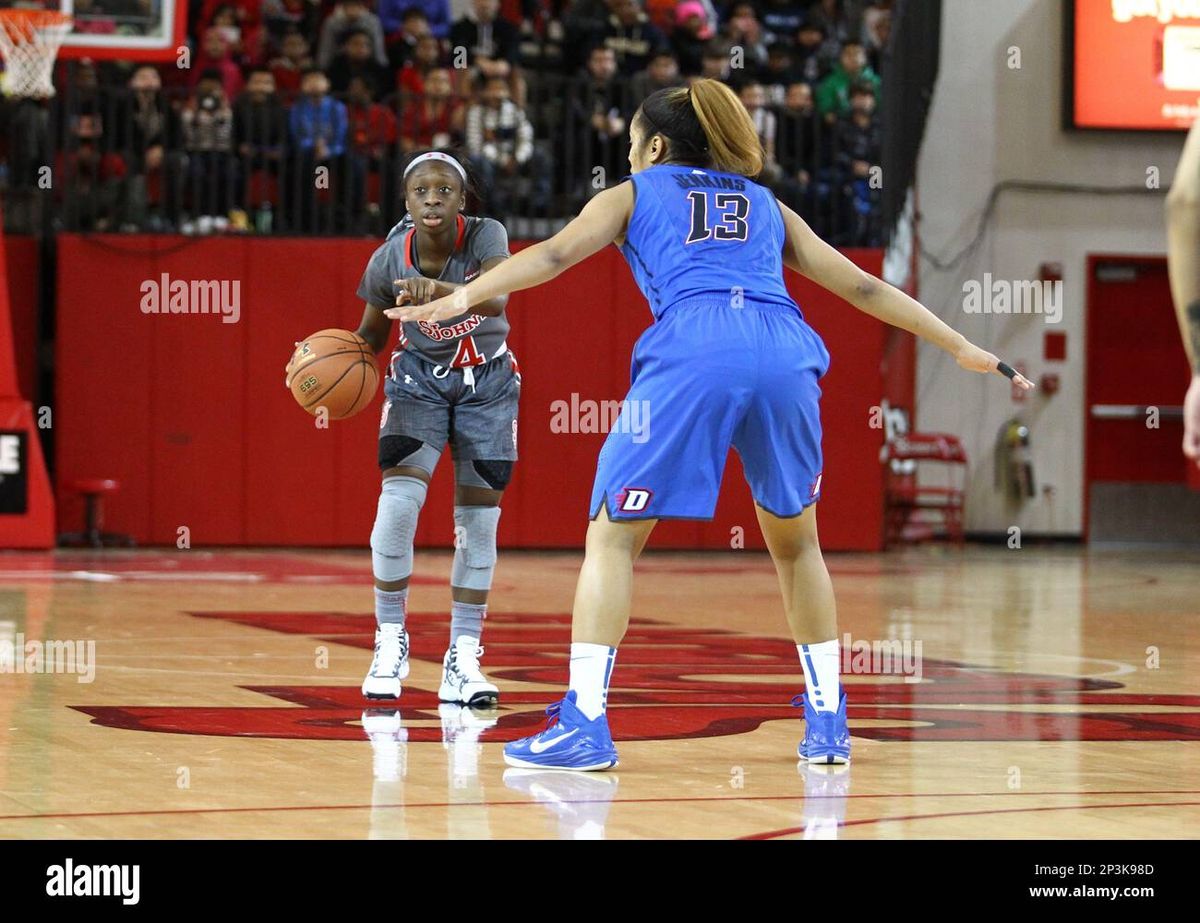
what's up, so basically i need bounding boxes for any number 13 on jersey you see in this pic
[685,191,750,244]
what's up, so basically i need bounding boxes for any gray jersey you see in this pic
[357,213,511,367]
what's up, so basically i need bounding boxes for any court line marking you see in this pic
[1,791,1198,825]
[952,650,1140,677]
[742,800,1200,839]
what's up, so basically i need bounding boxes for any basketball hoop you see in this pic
[0,9,73,99]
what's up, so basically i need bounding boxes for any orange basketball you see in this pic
[286,328,379,420]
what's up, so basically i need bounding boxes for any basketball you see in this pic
[285,328,378,420]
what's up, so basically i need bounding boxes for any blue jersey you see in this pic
[619,163,798,318]
[595,162,830,524]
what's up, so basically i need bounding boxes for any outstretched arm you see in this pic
[394,255,511,317]
[777,199,1033,388]
[1166,118,1200,464]
[387,183,634,323]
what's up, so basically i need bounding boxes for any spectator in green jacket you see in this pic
[816,40,881,120]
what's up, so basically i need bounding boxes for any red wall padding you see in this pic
[55,235,885,550]
[4,235,39,402]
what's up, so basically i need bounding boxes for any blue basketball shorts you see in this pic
[589,297,831,522]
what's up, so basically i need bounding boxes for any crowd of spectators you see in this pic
[0,0,889,243]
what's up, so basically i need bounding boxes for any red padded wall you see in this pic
[56,235,885,550]
[5,236,39,403]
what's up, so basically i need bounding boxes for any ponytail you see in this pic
[688,79,764,177]
[637,80,764,178]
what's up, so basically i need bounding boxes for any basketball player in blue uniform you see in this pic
[355,150,520,708]
[390,84,1033,768]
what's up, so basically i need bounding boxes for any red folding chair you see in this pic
[882,432,967,547]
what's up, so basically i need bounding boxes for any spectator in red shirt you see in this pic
[396,33,444,99]
[201,0,266,68]
[399,66,464,153]
[268,29,314,101]
[346,74,397,221]
[644,0,680,33]
[347,74,398,160]
[200,0,264,38]
[190,28,246,99]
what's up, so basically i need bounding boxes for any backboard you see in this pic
[0,0,186,61]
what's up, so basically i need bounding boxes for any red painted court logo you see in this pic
[70,611,1200,744]
[616,487,653,513]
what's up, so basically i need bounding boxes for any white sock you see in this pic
[375,587,408,627]
[798,640,841,713]
[568,642,616,720]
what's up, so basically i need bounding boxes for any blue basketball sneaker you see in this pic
[793,691,851,764]
[503,691,619,771]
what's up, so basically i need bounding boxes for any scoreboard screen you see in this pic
[1069,0,1200,130]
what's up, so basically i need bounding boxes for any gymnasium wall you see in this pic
[5,236,38,404]
[53,235,886,551]
[914,1,1189,536]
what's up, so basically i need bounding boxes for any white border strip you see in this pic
[59,0,179,50]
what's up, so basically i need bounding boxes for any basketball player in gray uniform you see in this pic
[354,150,519,706]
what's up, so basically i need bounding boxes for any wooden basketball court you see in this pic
[0,545,1195,839]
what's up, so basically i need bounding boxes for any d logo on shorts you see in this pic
[617,487,653,513]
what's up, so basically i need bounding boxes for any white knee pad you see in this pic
[451,505,501,591]
[371,476,428,582]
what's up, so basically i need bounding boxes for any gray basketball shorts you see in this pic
[378,347,521,466]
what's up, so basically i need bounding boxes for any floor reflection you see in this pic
[503,769,620,840]
[796,763,851,839]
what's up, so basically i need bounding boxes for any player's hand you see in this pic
[954,341,1034,390]
[1184,374,1200,465]
[395,277,437,305]
[386,289,470,323]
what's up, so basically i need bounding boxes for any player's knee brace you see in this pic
[455,458,514,491]
[379,435,441,475]
[451,505,501,591]
[371,476,428,582]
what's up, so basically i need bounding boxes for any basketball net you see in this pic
[0,9,72,99]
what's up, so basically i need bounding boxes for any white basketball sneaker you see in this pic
[361,624,410,699]
[439,635,499,707]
